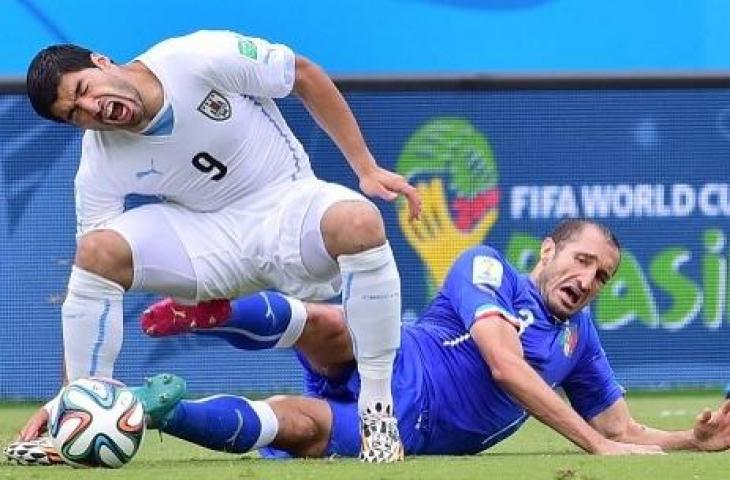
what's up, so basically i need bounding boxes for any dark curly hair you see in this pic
[26,44,95,122]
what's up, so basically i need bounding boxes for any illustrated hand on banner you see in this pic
[399,178,498,288]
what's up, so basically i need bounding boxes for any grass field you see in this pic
[1,391,729,480]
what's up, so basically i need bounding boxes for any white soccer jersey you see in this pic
[74,30,314,235]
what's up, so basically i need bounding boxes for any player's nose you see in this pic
[579,270,601,292]
[77,97,100,114]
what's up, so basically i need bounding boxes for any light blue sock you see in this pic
[198,291,306,350]
[161,395,278,453]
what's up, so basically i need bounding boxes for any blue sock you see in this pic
[161,395,277,453]
[197,291,301,350]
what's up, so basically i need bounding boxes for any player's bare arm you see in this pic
[18,359,72,441]
[470,316,662,455]
[18,408,49,441]
[292,55,421,219]
[590,396,730,451]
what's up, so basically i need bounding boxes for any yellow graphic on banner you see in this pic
[399,178,497,289]
[396,118,500,293]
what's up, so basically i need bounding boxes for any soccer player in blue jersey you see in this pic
[127,219,730,456]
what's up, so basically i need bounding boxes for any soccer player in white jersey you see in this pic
[21,30,421,462]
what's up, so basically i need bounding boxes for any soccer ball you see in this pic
[48,378,145,468]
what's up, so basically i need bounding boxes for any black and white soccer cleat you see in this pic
[4,436,64,466]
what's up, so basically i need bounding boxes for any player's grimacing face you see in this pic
[537,226,620,319]
[50,60,145,131]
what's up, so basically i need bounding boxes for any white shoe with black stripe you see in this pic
[4,436,64,466]
[358,401,405,463]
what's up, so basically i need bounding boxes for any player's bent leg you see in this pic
[141,292,356,368]
[320,200,404,462]
[108,203,198,299]
[74,230,134,288]
[65,203,202,381]
[142,390,332,458]
[63,230,130,380]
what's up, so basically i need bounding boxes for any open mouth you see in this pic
[560,285,581,305]
[103,101,128,123]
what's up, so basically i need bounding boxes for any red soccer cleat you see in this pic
[141,298,232,337]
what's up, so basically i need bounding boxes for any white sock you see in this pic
[249,400,280,448]
[338,242,400,414]
[274,296,308,348]
[62,266,124,380]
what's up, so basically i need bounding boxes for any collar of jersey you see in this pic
[142,103,174,136]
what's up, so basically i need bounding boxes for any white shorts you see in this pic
[107,178,368,302]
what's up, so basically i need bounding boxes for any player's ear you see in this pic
[540,238,556,265]
[90,53,112,69]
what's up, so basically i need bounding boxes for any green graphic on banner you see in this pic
[396,118,501,292]
[396,117,499,232]
[703,229,726,329]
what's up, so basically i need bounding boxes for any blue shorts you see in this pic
[260,332,430,458]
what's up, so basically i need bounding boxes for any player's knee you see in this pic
[75,230,133,286]
[322,201,385,256]
[266,396,329,456]
[344,202,385,248]
[298,304,353,366]
[268,395,320,440]
[302,304,348,345]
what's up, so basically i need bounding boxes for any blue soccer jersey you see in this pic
[274,245,624,458]
[406,245,624,454]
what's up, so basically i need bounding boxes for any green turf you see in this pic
[1,392,729,480]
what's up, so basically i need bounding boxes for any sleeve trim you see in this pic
[474,305,524,334]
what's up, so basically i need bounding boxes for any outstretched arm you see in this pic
[470,317,662,455]
[292,55,420,219]
[590,396,730,452]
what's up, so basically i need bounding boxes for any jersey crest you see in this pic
[198,90,231,121]
[472,255,503,289]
